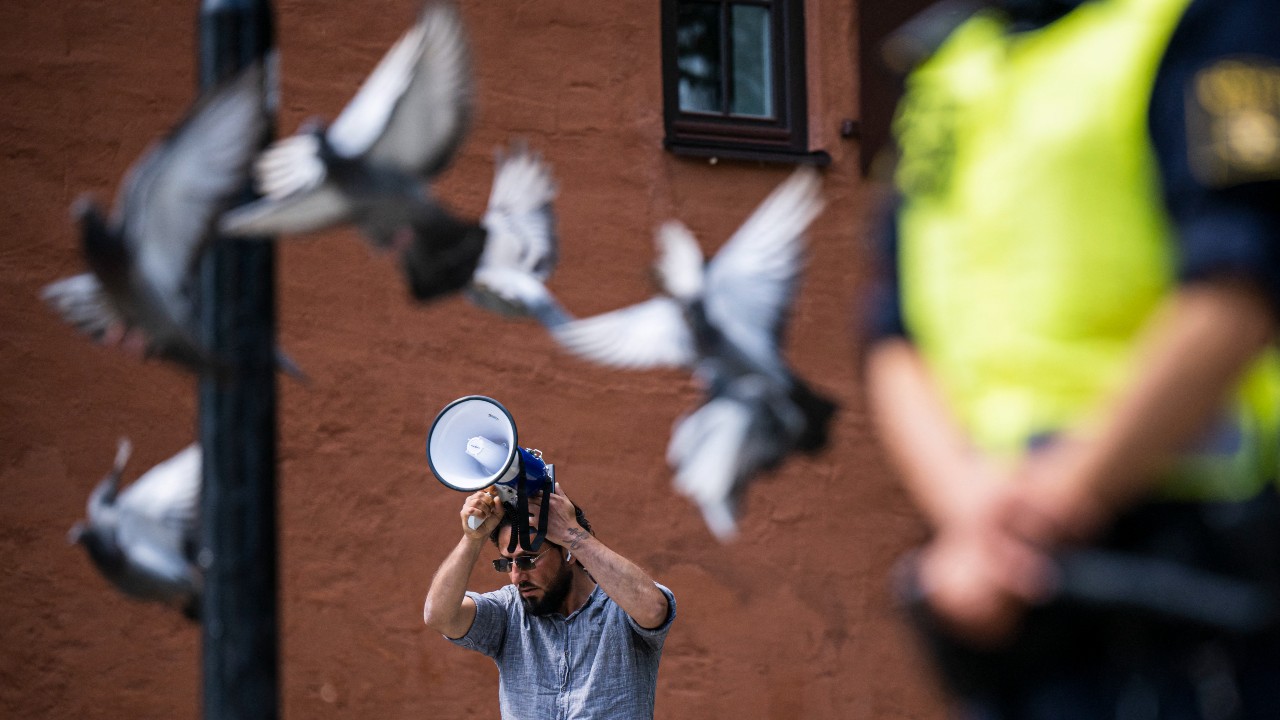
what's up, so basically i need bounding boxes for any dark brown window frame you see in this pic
[661,0,830,165]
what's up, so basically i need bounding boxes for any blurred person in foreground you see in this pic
[862,0,1280,717]
[423,481,675,719]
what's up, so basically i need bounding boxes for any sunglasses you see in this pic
[492,549,551,573]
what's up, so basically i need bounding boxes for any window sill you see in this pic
[664,140,832,166]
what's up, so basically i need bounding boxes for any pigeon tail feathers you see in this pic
[789,379,838,453]
[398,214,487,302]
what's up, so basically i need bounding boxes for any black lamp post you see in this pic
[196,1,279,718]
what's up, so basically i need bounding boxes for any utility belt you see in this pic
[897,487,1280,700]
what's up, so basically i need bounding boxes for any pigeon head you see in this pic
[70,194,112,242]
[69,519,125,574]
[69,193,103,225]
[298,116,327,136]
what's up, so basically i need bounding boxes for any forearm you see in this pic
[865,337,992,529]
[563,528,669,629]
[422,534,485,638]
[1044,280,1276,529]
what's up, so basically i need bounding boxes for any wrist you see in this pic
[560,525,592,553]
[1038,454,1111,542]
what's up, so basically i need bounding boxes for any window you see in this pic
[661,0,827,164]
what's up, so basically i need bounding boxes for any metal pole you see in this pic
[196,1,278,718]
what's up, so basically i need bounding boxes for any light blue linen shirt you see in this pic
[449,582,676,720]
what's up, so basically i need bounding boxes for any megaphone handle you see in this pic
[468,515,483,531]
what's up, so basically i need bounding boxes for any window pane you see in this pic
[677,3,722,114]
[731,4,772,118]
[662,0,816,161]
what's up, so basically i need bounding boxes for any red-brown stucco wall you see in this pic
[0,1,946,718]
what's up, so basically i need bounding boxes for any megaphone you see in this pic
[427,395,555,552]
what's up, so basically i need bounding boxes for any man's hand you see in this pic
[1005,437,1111,548]
[528,482,672,628]
[527,483,589,550]
[918,481,1059,648]
[461,488,502,539]
[922,533,1057,646]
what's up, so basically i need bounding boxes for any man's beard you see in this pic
[520,565,573,616]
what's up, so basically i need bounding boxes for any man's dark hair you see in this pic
[489,498,593,546]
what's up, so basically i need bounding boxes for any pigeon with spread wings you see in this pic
[547,168,836,539]
[41,62,272,372]
[219,2,556,311]
[69,440,203,620]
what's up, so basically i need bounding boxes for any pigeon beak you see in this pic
[67,521,86,545]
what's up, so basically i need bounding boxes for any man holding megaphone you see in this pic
[422,399,675,720]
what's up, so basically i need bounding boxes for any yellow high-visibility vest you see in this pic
[894,0,1280,499]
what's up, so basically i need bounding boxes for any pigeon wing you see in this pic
[219,183,352,237]
[120,536,198,595]
[551,297,696,370]
[40,273,124,343]
[477,143,558,280]
[328,1,473,176]
[703,167,823,359]
[118,62,270,315]
[653,221,705,302]
[219,131,355,236]
[115,444,201,553]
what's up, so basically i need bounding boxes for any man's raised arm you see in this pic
[537,485,670,629]
[423,490,503,639]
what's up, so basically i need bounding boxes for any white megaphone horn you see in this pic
[426,396,554,551]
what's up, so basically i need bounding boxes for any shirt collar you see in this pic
[564,583,602,622]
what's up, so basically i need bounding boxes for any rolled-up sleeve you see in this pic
[625,583,676,650]
[447,589,509,657]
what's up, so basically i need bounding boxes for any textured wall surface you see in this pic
[0,1,945,718]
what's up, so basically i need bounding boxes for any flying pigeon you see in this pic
[40,61,274,373]
[219,0,513,304]
[541,168,837,539]
[69,439,203,620]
